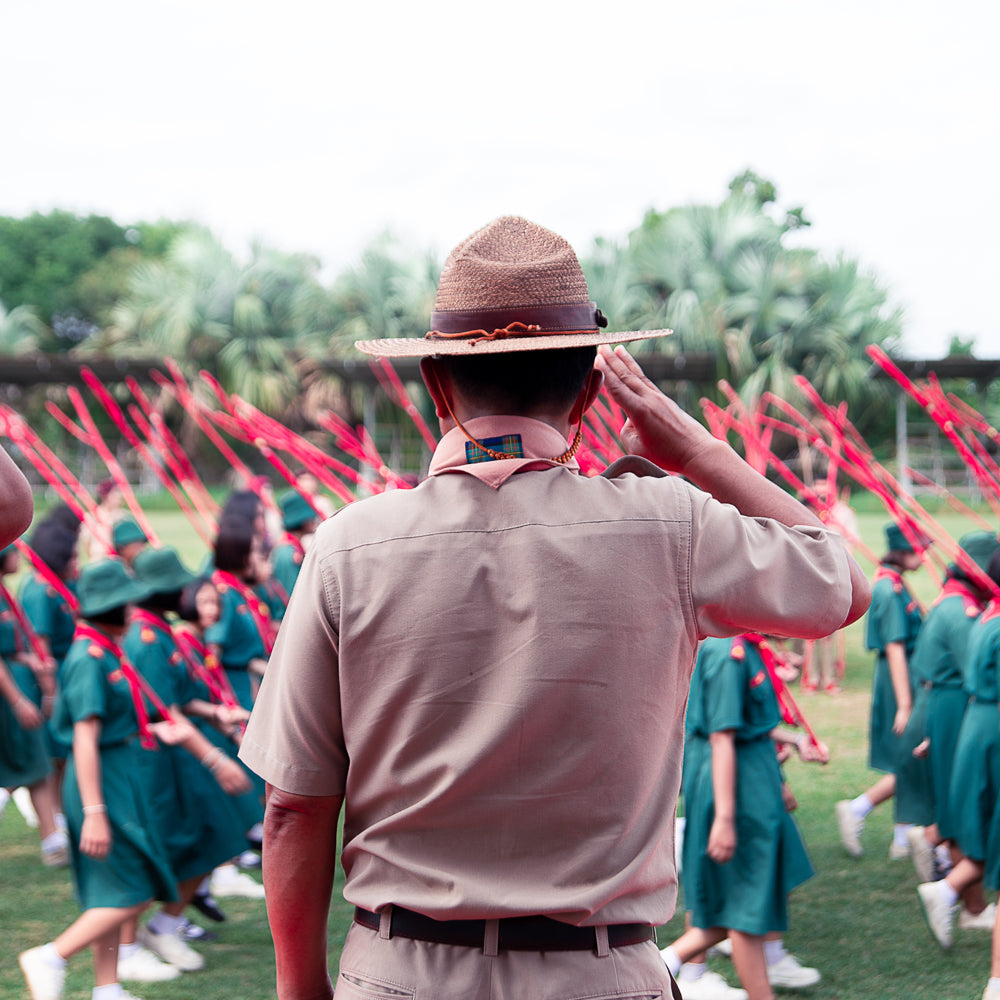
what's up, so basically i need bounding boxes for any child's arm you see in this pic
[707,729,737,863]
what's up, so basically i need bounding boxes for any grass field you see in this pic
[2,506,997,999]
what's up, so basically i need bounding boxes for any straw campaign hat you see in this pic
[355,216,671,357]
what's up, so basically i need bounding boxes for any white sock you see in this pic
[764,938,786,965]
[246,822,263,840]
[118,942,139,960]
[851,794,873,818]
[147,911,184,935]
[92,983,123,1000]
[39,942,67,969]
[678,962,705,982]
[939,881,959,907]
[989,977,1000,991]
[197,876,211,894]
[660,945,682,977]
[935,844,952,866]
[893,824,912,847]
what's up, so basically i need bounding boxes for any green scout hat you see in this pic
[957,531,1000,573]
[279,491,315,531]
[885,522,925,553]
[113,517,148,549]
[132,546,199,595]
[77,559,151,618]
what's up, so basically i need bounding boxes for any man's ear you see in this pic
[569,367,605,425]
[420,357,451,418]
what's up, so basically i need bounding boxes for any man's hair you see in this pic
[435,346,596,415]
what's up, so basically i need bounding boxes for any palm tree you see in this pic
[0,299,45,354]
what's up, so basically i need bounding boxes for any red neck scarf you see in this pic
[75,623,168,750]
[213,570,276,653]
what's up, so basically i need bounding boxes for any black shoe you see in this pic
[191,891,227,923]
[181,919,218,942]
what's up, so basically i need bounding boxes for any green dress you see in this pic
[949,605,1000,883]
[865,566,922,772]
[0,588,50,789]
[124,612,248,882]
[52,631,176,909]
[896,580,980,828]
[682,636,813,935]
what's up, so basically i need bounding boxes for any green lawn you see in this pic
[2,507,996,998]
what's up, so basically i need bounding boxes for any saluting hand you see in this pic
[596,345,719,475]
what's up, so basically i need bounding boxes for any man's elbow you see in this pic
[0,483,33,549]
[841,565,873,628]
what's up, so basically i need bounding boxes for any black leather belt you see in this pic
[353,906,654,952]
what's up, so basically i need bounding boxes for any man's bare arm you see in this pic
[0,443,33,549]
[263,784,343,1000]
[596,345,871,626]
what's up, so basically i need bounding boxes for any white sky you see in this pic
[3,0,998,357]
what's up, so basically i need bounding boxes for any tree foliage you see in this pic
[580,175,904,432]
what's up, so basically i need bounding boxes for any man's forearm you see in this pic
[263,785,342,1000]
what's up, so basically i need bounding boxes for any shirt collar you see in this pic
[427,416,580,489]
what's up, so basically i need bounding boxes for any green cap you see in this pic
[279,491,316,531]
[957,531,1000,574]
[77,559,151,618]
[132,546,198,595]
[885,523,917,553]
[113,517,148,550]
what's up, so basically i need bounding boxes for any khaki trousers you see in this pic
[334,922,681,1000]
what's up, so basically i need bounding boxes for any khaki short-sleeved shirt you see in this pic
[240,419,852,926]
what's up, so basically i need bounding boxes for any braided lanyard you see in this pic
[75,623,170,750]
[213,570,276,654]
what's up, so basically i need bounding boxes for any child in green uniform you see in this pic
[918,547,1000,962]
[0,542,67,866]
[18,560,178,1000]
[270,490,318,604]
[660,635,825,1000]
[117,547,252,976]
[836,522,924,859]
[903,533,999,898]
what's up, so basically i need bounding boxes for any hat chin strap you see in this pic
[432,369,588,466]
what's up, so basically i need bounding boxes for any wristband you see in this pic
[83,804,107,815]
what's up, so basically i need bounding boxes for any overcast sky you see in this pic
[3,0,998,358]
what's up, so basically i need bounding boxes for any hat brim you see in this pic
[355,328,671,358]
[80,578,152,619]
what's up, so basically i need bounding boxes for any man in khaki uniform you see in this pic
[240,217,870,1000]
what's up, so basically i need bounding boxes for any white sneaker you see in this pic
[41,830,69,869]
[238,849,261,869]
[918,880,957,948]
[210,867,266,899]
[983,982,1000,1000]
[137,923,205,971]
[907,826,936,882]
[767,953,821,988]
[13,786,40,827]
[960,903,998,930]
[117,945,181,982]
[121,992,147,1000]
[677,969,748,999]
[836,800,863,857]
[18,945,65,1000]
[889,840,911,860]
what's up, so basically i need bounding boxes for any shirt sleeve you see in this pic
[687,490,853,640]
[238,545,347,796]
[61,652,108,724]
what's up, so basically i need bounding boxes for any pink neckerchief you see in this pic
[427,416,580,490]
